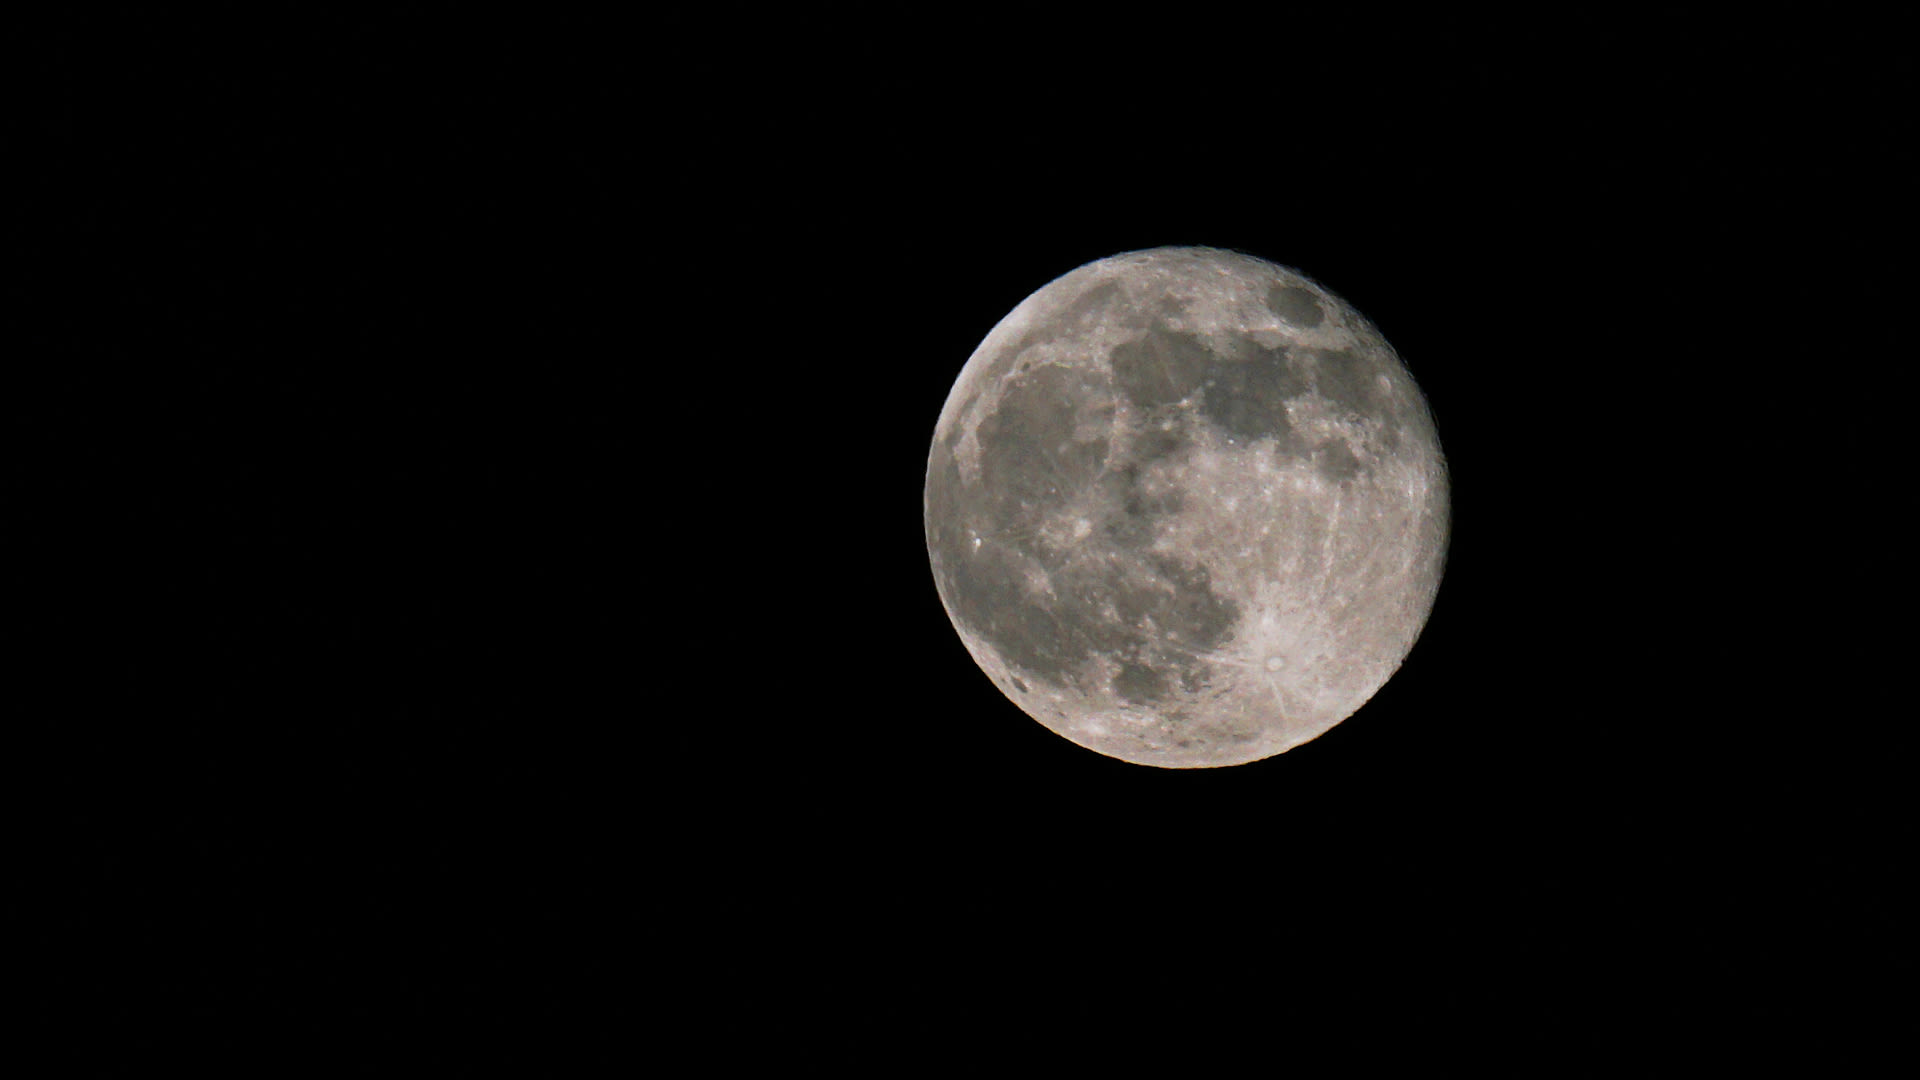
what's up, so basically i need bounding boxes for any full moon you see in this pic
[924,247,1449,768]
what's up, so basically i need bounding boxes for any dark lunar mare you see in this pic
[926,353,1240,703]
[1265,284,1323,328]
[1199,334,1311,448]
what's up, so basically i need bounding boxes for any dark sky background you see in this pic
[27,10,1910,1067]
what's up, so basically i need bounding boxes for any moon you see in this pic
[924,247,1449,768]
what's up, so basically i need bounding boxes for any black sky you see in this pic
[26,10,1911,1067]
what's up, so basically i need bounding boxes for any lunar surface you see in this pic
[924,247,1449,768]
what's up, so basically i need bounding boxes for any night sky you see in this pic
[28,10,1909,1067]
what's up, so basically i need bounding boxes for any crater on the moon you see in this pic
[925,247,1448,768]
